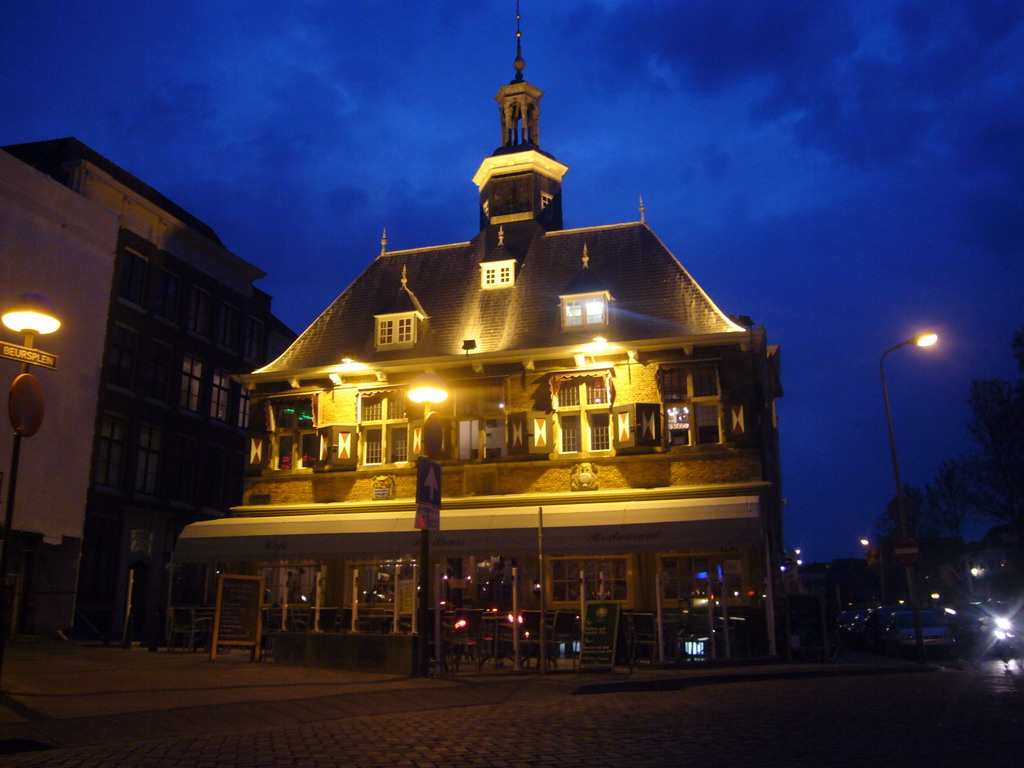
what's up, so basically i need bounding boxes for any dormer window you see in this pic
[481,259,516,289]
[375,312,418,349]
[561,292,609,329]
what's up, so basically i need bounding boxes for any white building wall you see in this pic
[0,148,115,543]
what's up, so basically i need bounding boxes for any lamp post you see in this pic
[859,538,886,605]
[880,331,937,662]
[1,294,61,682]
[408,371,447,677]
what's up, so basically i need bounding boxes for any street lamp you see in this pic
[408,372,447,676]
[1,293,61,682]
[880,331,937,662]
[860,538,886,605]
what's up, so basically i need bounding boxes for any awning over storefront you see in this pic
[174,496,762,563]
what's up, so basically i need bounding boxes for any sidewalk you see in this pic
[0,637,929,755]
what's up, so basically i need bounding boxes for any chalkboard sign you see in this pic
[579,601,620,671]
[210,574,264,661]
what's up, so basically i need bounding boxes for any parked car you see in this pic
[884,609,955,658]
[860,605,900,652]
[946,601,1020,661]
[837,609,869,648]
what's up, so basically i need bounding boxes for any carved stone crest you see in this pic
[372,474,395,500]
[570,462,599,491]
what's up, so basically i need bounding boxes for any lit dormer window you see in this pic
[375,312,418,349]
[481,259,516,289]
[561,292,609,329]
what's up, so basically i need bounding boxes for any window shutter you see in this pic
[319,425,358,468]
[527,410,553,454]
[730,404,745,438]
[612,403,662,449]
[245,433,272,475]
[506,411,529,455]
[409,419,424,457]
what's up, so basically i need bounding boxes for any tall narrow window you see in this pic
[244,316,264,360]
[188,288,212,336]
[95,414,127,487]
[119,250,147,305]
[210,369,231,421]
[180,356,203,411]
[560,414,580,453]
[135,424,162,495]
[153,270,179,321]
[217,304,238,349]
[142,340,172,402]
[236,389,250,429]
[107,325,137,390]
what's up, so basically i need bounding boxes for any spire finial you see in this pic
[582,244,589,269]
[513,1,525,81]
[639,195,646,224]
[401,264,408,287]
[498,225,505,246]
[380,227,387,256]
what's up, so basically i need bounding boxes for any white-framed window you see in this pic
[659,364,721,446]
[554,374,613,455]
[560,291,609,329]
[359,391,415,465]
[375,312,418,349]
[480,259,516,289]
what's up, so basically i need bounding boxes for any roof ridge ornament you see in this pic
[639,195,646,224]
[401,264,408,287]
[380,227,387,257]
[582,243,589,270]
[498,225,505,246]
[513,1,525,82]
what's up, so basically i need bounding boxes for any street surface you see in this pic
[3,658,1022,767]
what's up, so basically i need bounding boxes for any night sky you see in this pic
[3,1,1022,561]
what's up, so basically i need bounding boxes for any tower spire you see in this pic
[513,1,525,82]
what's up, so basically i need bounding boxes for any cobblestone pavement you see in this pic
[3,660,1023,767]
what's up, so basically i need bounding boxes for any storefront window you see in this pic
[551,557,629,603]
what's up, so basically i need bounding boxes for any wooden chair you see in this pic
[628,612,659,668]
[166,607,208,652]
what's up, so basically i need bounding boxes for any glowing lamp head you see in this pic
[407,372,448,404]
[914,332,938,347]
[2,293,61,335]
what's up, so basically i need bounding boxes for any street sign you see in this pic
[9,373,44,437]
[893,538,920,565]
[1,342,58,370]
[415,456,441,531]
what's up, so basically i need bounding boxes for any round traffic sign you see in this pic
[9,372,45,437]
[422,412,445,459]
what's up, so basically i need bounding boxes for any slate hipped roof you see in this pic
[257,221,742,375]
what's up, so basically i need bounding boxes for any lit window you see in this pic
[589,413,610,450]
[659,364,721,446]
[375,313,418,348]
[210,369,231,421]
[561,292,609,329]
[560,414,580,453]
[272,399,316,470]
[551,557,630,603]
[180,356,203,412]
[481,259,516,289]
[358,392,415,465]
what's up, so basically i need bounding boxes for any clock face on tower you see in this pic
[491,174,533,217]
